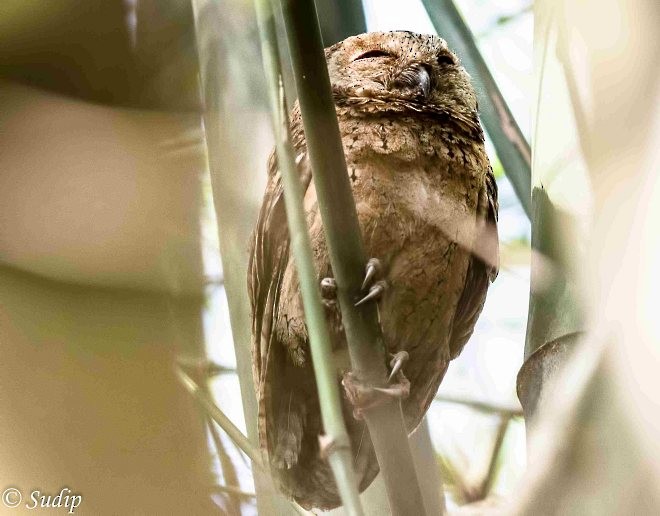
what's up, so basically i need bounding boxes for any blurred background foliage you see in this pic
[3,0,659,512]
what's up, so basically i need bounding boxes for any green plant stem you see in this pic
[421,0,532,218]
[276,1,427,514]
[188,1,292,511]
[254,1,364,514]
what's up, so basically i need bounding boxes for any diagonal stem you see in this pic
[421,0,532,218]
[254,0,364,514]
[175,366,265,470]
[275,1,428,514]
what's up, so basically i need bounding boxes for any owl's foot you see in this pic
[342,352,410,419]
[320,277,337,308]
[355,258,388,306]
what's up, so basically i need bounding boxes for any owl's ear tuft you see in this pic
[437,53,456,66]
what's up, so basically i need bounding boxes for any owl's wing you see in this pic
[248,148,314,375]
[249,152,285,387]
[249,107,310,382]
[448,166,499,359]
[247,149,312,465]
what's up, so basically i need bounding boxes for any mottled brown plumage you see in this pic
[248,31,499,510]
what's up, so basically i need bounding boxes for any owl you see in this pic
[248,31,499,510]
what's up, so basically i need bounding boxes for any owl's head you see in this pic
[326,31,479,122]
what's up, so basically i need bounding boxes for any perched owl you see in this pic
[248,31,499,510]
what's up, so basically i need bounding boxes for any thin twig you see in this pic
[210,485,257,499]
[480,414,511,497]
[175,366,265,470]
[177,357,236,377]
[434,394,523,417]
[207,417,241,514]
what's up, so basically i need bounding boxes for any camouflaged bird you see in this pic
[248,31,499,510]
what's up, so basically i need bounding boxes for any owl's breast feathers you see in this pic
[335,109,498,426]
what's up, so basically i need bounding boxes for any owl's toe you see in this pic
[342,368,409,420]
[320,277,337,307]
[361,258,383,290]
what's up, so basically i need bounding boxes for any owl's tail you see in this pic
[267,386,380,511]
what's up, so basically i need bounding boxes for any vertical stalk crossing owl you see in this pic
[249,30,499,510]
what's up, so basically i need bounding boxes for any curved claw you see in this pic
[388,351,409,383]
[361,258,383,290]
[355,280,387,306]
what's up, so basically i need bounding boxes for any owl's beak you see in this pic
[417,66,431,99]
[390,64,431,100]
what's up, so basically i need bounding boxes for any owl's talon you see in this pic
[388,351,409,383]
[361,258,383,290]
[355,280,388,306]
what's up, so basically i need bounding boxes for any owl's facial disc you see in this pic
[327,32,479,122]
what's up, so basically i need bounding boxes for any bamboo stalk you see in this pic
[517,1,585,424]
[188,1,294,512]
[253,1,364,514]
[420,0,532,218]
[314,0,367,45]
[275,1,427,514]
